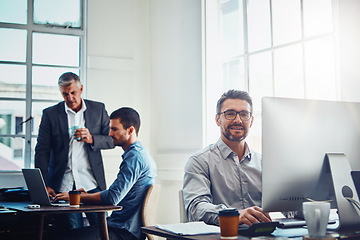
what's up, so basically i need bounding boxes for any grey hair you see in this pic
[58,72,81,88]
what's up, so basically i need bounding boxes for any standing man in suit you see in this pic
[35,72,114,230]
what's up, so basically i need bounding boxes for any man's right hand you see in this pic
[239,206,272,226]
[46,186,56,198]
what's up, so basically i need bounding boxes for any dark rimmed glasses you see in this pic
[218,110,252,121]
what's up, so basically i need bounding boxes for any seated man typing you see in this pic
[183,90,271,226]
[54,107,157,240]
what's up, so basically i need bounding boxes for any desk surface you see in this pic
[142,226,251,240]
[0,201,122,240]
[0,209,17,214]
[143,225,360,240]
[0,201,122,214]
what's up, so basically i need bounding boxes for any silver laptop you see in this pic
[22,168,70,207]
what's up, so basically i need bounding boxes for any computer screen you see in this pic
[261,97,360,229]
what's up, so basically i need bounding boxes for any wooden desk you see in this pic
[1,202,122,240]
[141,226,251,240]
[143,225,360,240]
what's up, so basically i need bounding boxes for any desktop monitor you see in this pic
[261,97,360,230]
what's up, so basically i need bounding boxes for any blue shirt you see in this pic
[100,141,157,240]
[183,138,262,225]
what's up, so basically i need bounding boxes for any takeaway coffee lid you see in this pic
[218,208,240,216]
[68,190,81,194]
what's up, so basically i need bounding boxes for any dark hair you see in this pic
[216,89,253,113]
[58,72,81,87]
[110,107,141,135]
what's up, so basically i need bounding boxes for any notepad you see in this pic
[156,221,220,235]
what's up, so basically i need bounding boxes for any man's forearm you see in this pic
[81,191,102,204]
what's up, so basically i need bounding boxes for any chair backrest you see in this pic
[179,189,187,223]
[142,184,161,240]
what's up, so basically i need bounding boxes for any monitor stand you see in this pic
[326,153,360,230]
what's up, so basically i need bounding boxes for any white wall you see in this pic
[149,0,202,224]
[336,0,360,102]
[86,0,153,189]
[86,0,202,224]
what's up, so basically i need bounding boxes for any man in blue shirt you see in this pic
[54,107,157,240]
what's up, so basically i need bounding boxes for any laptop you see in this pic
[22,168,69,207]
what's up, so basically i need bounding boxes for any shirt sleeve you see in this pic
[100,151,143,205]
[183,155,227,225]
[91,103,115,150]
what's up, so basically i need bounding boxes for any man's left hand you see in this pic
[53,192,69,202]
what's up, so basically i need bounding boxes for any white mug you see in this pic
[302,201,330,238]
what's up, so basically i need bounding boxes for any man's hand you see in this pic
[74,128,93,144]
[239,206,272,226]
[53,189,86,202]
[53,192,70,202]
[76,188,86,193]
[46,186,56,198]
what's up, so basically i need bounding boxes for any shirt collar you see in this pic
[243,143,252,161]
[216,138,252,161]
[122,141,142,158]
[64,99,86,114]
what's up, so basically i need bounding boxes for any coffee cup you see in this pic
[68,190,81,207]
[303,201,330,238]
[218,208,240,239]
[70,125,82,141]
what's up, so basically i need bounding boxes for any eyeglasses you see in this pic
[218,110,252,121]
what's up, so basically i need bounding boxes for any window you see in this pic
[204,0,336,151]
[0,0,86,171]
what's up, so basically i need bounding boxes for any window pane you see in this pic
[0,0,27,24]
[0,64,26,98]
[249,51,273,111]
[272,0,302,46]
[303,0,333,38]
[0,101,26,135]
[32,66,79,100]
[33,33,80,66]
[274,44,304,98]
[220,0,244,57]
[0,28,27,62]
[247,0,271,52]
[305,37,336,100]
[34,0,81,28]
[32,101,59,135]
[223,58,245,90]
[0,137,25,170]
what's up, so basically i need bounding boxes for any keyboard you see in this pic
[278,218,336,228]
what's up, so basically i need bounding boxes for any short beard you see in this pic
[222,127,247,142]
[112,137,126,147]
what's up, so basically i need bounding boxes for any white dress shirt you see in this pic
[59,100,98,192]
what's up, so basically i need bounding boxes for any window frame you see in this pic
[0,0,87,170]
[204,0,338,149]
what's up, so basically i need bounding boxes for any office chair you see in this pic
[142,184,161,240]
[179,189,187,223]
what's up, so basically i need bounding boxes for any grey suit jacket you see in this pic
[35,99,114,192]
